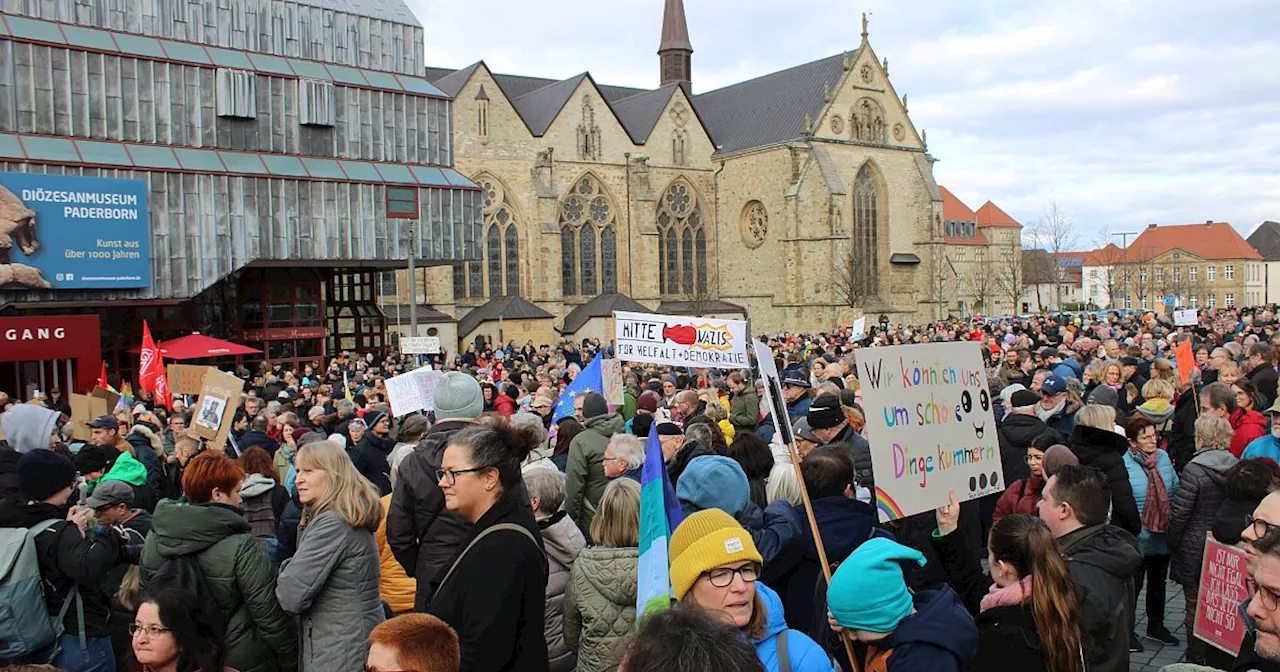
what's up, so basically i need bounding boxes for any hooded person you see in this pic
[125,410,169,505]
[351,408,395,495]
[564,392,624,539]
[0,404,60,503]
[676,455,804,574]
[826,537,979,672]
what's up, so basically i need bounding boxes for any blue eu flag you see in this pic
[552,355,605,424]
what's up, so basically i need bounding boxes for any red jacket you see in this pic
[1230,407,1268,457]
[992,476,1045,525]
[494,394,516,417]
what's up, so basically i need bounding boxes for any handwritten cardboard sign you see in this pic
[1194,537,1249,656]
[401,336,442,354]
[613,310,748,369]
[69,393,110,440]
[857,341,1003,522]
[167,364,211,396]
[386,367,444,417]
[192,369,244,451]
[602,358,624,406]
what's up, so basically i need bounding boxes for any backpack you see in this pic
[147,555,225,632]
[0,520,84,662]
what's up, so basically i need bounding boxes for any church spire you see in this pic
[659,0,693,88]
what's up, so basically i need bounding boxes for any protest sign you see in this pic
[1194,537,1249,656]
[1174,308,1199,327]
[167,364,210,396]
[192,369,244,450]
[613,311,749,369]
[602,358,624,406]
[386,367,445,416]
[857,341,1002,522]
[69,392,111,440]
[752,340,793,447]
[851,316,867,341]
[401,336,442,354]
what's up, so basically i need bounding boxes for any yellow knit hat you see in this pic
[668,509,763,600]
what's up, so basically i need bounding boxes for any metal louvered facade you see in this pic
[0,0,480,304]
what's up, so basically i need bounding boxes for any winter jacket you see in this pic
[276,509,384,672]
[996,412,1049,484]
[992,476,1044,525]
[100,448,155,513]
[1122,448,1179,556]
[427,491,550,672]
[387,419,473,609]
[0,445,20,503]
[0,404,58,452]
[787,396,812,423]
[729,390,761,439]
[1213,494,1264,546]
[240,430,279,455]
[1134,397,1176,434]
[859,586,980,672]
[1066,425,1142,536]
[495,394,517,416]
[125,424,167,507]
[930,528,1047,672]
[738,499,805,576]
[276,490,303,563]
[239,474,286,553]
[667,439,716,490]
[352,432,395,495]
[1168,448,1238,587]
[1230,408,1269,458]
[827,424,875,493]
[1042,397,1081,438]
[565,413,624,539]
[1058,524,1142,672]
[563,547,638,672]
[139,500,297,672]
[272,443,295,484]
[1169,387,1200,471]
[1244,433,1280,462]
[0,500,125,639]
[768,496,879,635]
[1249,363,1279,407]
[540,511,586,672]
[751,583,835,672]
[375,494,416,614]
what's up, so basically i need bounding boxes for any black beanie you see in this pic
[74,445,118,475]
[807,394,846,430]
[18,450,77,502]
[581,392,609,419]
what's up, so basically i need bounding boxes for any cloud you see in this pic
[409,0,1280,246]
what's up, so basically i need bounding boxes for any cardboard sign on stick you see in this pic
[167,364,211,396]
[400,336,442,355]
[192,369,244,449]
[69,393,110,441]
[1194,536,1249,656]
[857,341,1003,522]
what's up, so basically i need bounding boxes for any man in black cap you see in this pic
[781,371,813,422]
[0,450,134,667]
[352,408,395,496]
[565,392,623,538]
[86,479,152,669]
[998,390,1052,485]
[807,394,874,494]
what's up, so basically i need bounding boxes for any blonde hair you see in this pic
[1195,415,1234,453]
[296,439,383,531]
[1084,359,1108,385]
[1074,404,1115,431]
[1141,378,1175,401]
[589,478,641,547]
[766,464,802,506]
[1152,358,1175,381]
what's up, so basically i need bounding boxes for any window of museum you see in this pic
[1208,295,1217,308]
[1155,268,1164,283]
[657,179,708,296]
[1226,265,1235,280]
[1173,268,1181,283]
[386,187,418,219]
[216,69,257,118]
[1208,266,1217,281]
[560,175,617,296]
[851,164,882,297]
[299,79,335,127]
[379,271,398,297]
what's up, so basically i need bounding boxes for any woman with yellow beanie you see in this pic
[669,509,834,672]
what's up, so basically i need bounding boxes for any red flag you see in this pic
[96,361,109,390]
[154,365,172,411]
[139,321,161,394]
[1175,337,1196,385]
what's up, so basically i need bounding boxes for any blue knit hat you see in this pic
[827,537,926,633]
[676,455,749,517]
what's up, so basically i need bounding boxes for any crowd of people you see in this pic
[5,306,1280,671]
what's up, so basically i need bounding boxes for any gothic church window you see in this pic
[657,179,708,295]
[851,164,882,297]
[559,175,618,296]
[452,176,520,300]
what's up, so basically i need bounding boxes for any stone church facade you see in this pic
[383,1,1018,336]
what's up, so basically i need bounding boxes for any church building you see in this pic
[382,0,1022,341]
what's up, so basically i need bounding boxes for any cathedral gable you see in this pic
[643,88,714,169]
[539,79,635,164]
[813,46,923,151]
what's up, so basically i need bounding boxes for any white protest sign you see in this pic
[602,358,624,406]
[752,340,793,448]
[1174,308,1199,327]
[613,311,749,369]
[386,367,445,416]
[401,336,442,354]
[857,341,1003,522]
[851,317,867,341]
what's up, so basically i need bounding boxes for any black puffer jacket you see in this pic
[1169,387,1199,472]
[0,445,20,503]
[352,432,395,495]
[1168,448,1238,588]
[827,424,875,493]
[996,412,1049,483]
[1067,425,1142,537]
[667,439,715,490]
[1059,524,1142,672]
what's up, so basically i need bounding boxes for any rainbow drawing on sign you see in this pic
[876,487,905,520]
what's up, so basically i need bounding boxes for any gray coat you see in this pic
[541,512,586,672]
[276,509,385,672]
[1168,448,1238,588]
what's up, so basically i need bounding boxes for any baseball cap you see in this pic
[1040,375,1067,396]
[88,415,118,429]
[85,479,135,509]
[794,418,821,444]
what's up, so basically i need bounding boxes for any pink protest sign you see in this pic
[1194,537,1249,656]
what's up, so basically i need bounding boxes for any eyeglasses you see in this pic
[704,563,761,588]
[1247,514,1280,541]
[1257,584,1280,612]
[129,624,171,638]
[1025,453,1044,463]
[435,467,488,485]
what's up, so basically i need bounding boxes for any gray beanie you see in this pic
[434,372,484,420]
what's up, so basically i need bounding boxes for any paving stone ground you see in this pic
[1132,580,1190,672]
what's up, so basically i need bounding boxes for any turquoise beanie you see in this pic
[827,537,926,633]
[676,455,750,517]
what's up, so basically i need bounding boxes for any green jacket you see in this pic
[729,390,761,438]
[564,413,624,538]
[563,547,639,672]
[140,500,298,672]
[104,449,147,487]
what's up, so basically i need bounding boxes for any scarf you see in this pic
[1036,398,1066,422]
[980,575,1033,613]
[1132,448,1171,533]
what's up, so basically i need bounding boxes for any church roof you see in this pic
[692,51,851,156]
[512,73,591,136]
[610,84,683,143]
[383,304,456,323]
[561,293,652,334]
[457,296,554,336]
[1247,221,1280,261]
[656,299,747,316]
[659,0,693,52]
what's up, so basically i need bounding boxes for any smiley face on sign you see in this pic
[960,389,989,440]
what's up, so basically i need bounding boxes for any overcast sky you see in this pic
[409,0,1280,250]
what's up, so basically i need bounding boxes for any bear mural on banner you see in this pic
[0,184,51,288]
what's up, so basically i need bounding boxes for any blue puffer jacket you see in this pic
[1122,448,1179,556]
[752,583,836,672]
[1243,433,1280,462]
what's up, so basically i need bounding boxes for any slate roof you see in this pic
[287,0,421,28]
[512,74,591,136]
[692,52,851,155]
[610,85,681,143]
[383,304,456,323]
[561,293,652,334]
[1247,221,1280,261]
[429,63,481,98]
[457,296,554,336]
[1127,222,1262,262]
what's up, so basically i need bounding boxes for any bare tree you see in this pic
[1021,249,1058,311]
[1024,198,1079,309]
[924,244,957,320]
[967,252,999,315]
[1126,246,1158,310]
[830,240,879,312]
[1089,228,1125,308]
[993,241,1025,314]
[680,275,721,317]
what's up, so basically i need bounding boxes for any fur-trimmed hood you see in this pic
[128,423,165,458]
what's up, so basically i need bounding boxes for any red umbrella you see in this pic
[131,333,261,360]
